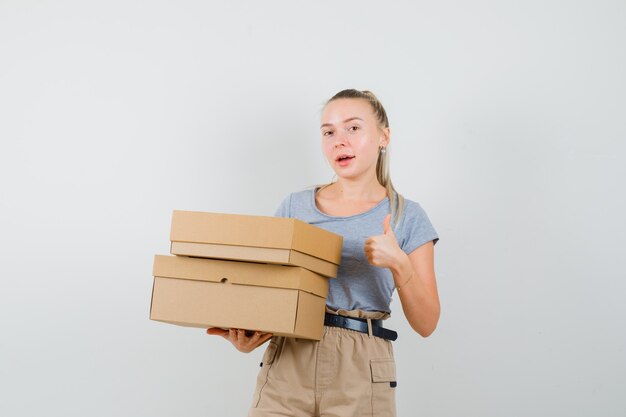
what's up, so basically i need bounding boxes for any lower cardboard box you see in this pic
[150,255,329,340]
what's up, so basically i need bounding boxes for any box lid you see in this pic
[170,210,342,265]
[152,255,328,298]
[169,241,338,278]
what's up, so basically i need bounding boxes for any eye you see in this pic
[322,130,334,137]
[348,125,360,132]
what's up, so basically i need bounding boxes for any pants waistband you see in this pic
[323,313,398,341]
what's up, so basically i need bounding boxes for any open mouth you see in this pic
[336,155,355,162]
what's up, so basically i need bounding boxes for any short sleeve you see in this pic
[274,194,292,218]
[397,200,439,254]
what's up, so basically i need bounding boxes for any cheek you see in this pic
[321,141,334,159]
[354,138,377,157]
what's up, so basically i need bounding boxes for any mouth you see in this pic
[335,154,355,162]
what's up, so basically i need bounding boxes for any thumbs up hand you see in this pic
[382,213,393,236]
[365,214,404,269]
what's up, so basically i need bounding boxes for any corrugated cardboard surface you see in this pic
[170,210,343,265]
[169,241,339,278]
[153,255,328,296]
[150,255,329,340]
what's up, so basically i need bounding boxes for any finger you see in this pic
[255,333,274,347]
[207,328,228,337]
[208,328,231,341]
[364,237,378,252]
[248,331,262,345]
[383,214,392,235]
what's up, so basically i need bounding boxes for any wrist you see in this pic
[394,270,414,291]
[390,250,412,279]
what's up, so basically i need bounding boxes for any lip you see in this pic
[335,153,355,161]
[335,155,355,167]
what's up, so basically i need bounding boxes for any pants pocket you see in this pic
[251,338,281,408]
[370,358,397,417]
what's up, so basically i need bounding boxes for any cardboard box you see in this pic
[150,255,329,340]
[169,210,342,278]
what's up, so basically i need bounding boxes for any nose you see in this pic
[333,131,348,148]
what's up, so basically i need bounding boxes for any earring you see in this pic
[380,147,387,155]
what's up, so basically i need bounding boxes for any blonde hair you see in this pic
[318,89,405,229]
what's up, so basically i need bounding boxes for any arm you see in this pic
[388,241,439,336]
[365,214,440,337]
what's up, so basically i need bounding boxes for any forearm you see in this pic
[390,251,440,337]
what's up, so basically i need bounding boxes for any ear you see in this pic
[379,127,391,148]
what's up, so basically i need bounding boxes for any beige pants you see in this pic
[248,310,397,417]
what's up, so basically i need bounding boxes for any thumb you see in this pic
[383,214,392,235]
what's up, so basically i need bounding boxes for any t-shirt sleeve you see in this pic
[397,201,439,254]
[273,194,292,218]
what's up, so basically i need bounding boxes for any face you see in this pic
[320,98,389,180]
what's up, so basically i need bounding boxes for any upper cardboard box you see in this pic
[170,210,343,277]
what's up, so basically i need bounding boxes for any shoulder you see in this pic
[274,188,315,217]
[290,188,314,202]
[279,188,314,207]
[399,197,431,223]
[395,195,439,251]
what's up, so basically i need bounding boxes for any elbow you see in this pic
[416,322,437,337]
[411,307,440,338]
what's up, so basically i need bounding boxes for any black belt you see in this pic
[324,313,398,341]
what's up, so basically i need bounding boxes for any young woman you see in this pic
[208,89,440,417]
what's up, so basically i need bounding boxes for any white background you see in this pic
[1,1,625,416]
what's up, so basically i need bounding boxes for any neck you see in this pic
[331,173,386,202]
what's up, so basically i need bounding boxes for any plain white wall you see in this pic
[1,1,624,416]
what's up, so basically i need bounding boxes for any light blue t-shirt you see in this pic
[274,188,439,314]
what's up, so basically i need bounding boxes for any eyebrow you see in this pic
[320,117,364,129]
